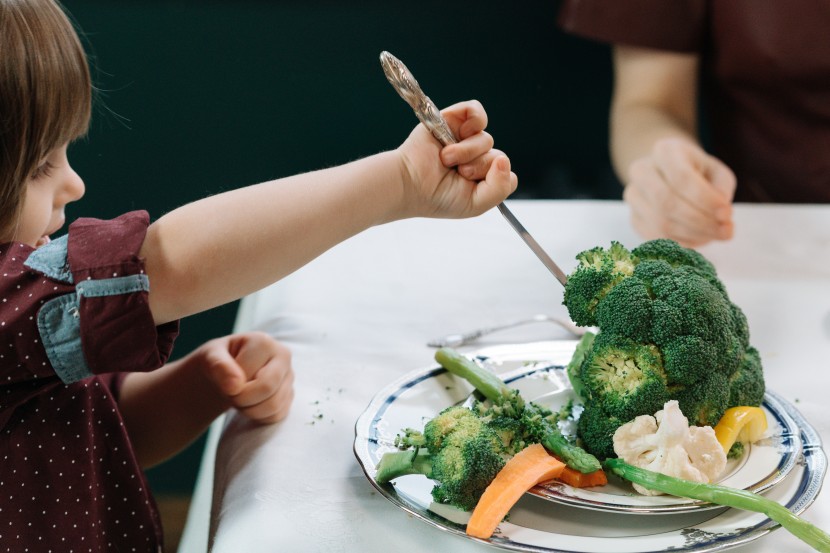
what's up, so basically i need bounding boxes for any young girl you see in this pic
[0,0,517,550]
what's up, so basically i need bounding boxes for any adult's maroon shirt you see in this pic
[559,0,830,203]
[0,211,179,552]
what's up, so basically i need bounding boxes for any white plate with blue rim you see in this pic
[354,341,826,552]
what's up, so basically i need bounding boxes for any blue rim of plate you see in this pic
[353,344,827,553]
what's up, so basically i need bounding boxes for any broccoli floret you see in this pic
[632,238,723,293]
[562,239,766,457]
[595,277,654,343]
[579,333,669,422]
[429,431,506,509]
[378,405,507,510]
[563,241,636,327]
[437,348,602,473]
[727,441,746,459]
[671,371,730,427]
[728,346,765,407]
[576,403,624,459]
[566,331,595,401]
[484,415,528,455]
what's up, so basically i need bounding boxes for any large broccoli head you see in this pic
[563,239,765,458]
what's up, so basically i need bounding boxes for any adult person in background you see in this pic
[558,1,830,247]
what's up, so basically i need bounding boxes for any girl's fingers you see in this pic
[470,155,517,215]
[231,355,294,409]
[440,131,494,168]
[456,148,505,182]
[235,367,295,423]
[441,100,488,140]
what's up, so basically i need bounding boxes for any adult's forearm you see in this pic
[609,102,697,183]
[609,45,701,185]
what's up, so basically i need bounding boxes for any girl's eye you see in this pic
[31,161,55,180]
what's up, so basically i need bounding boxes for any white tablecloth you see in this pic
[179,200,830,553]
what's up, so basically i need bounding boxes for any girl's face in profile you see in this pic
[15,143,85,247]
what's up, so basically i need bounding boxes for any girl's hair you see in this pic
[0,0,91,238]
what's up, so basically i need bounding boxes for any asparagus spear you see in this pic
[605,458,830,552]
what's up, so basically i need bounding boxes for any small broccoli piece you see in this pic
[395,428,427,449]
[566,330,595,401]
[378,404,507,510]
[728,346,765,407]
[579,333,669,422]
[563,241,636,327]
[437,347,601,473]
[429,431,507,510]
[727,441,745,460]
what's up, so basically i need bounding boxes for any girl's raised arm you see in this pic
[140,100,517,325]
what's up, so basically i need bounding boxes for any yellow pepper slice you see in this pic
[713,406,768,454]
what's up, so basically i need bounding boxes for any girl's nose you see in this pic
[62,165,85,203]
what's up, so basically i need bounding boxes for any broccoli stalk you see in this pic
[435,347,601,474]
[434,347,511,403]
[605,458,830,552]
[376,449,434,483]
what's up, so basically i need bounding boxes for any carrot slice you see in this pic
[466,443,565,539]
[556,464,608,488]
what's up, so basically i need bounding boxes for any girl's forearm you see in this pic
[118,357,230,468]
[142,150,405,324]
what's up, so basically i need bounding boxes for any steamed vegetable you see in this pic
[605,458,830,552]
[713,406,768,454]
[563,239,766,458]
[612,400,726,496]
[466,444,565,539]
[375,348,602,511]
[436,347,601,474]
[375,406,507,510]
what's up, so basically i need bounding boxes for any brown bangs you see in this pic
[0,0,91,234]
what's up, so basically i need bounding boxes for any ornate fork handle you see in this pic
[380,51,458,146]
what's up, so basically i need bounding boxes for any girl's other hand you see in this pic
[200,332,294,423]
[623,137,736,247]
[395,100,518,220]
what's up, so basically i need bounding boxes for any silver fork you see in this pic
[426,314,588,348]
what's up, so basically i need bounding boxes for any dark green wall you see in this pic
[60,0,615,494]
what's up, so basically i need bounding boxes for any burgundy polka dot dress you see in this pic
[0,212,179,552]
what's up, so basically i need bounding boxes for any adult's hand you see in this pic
[623,137,736,247]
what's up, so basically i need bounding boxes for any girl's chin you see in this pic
[35,236,51,248]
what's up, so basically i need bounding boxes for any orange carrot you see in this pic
[466,443,565,539]
[556,464,608,488]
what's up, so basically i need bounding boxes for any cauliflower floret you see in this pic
[613,400,726,496]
